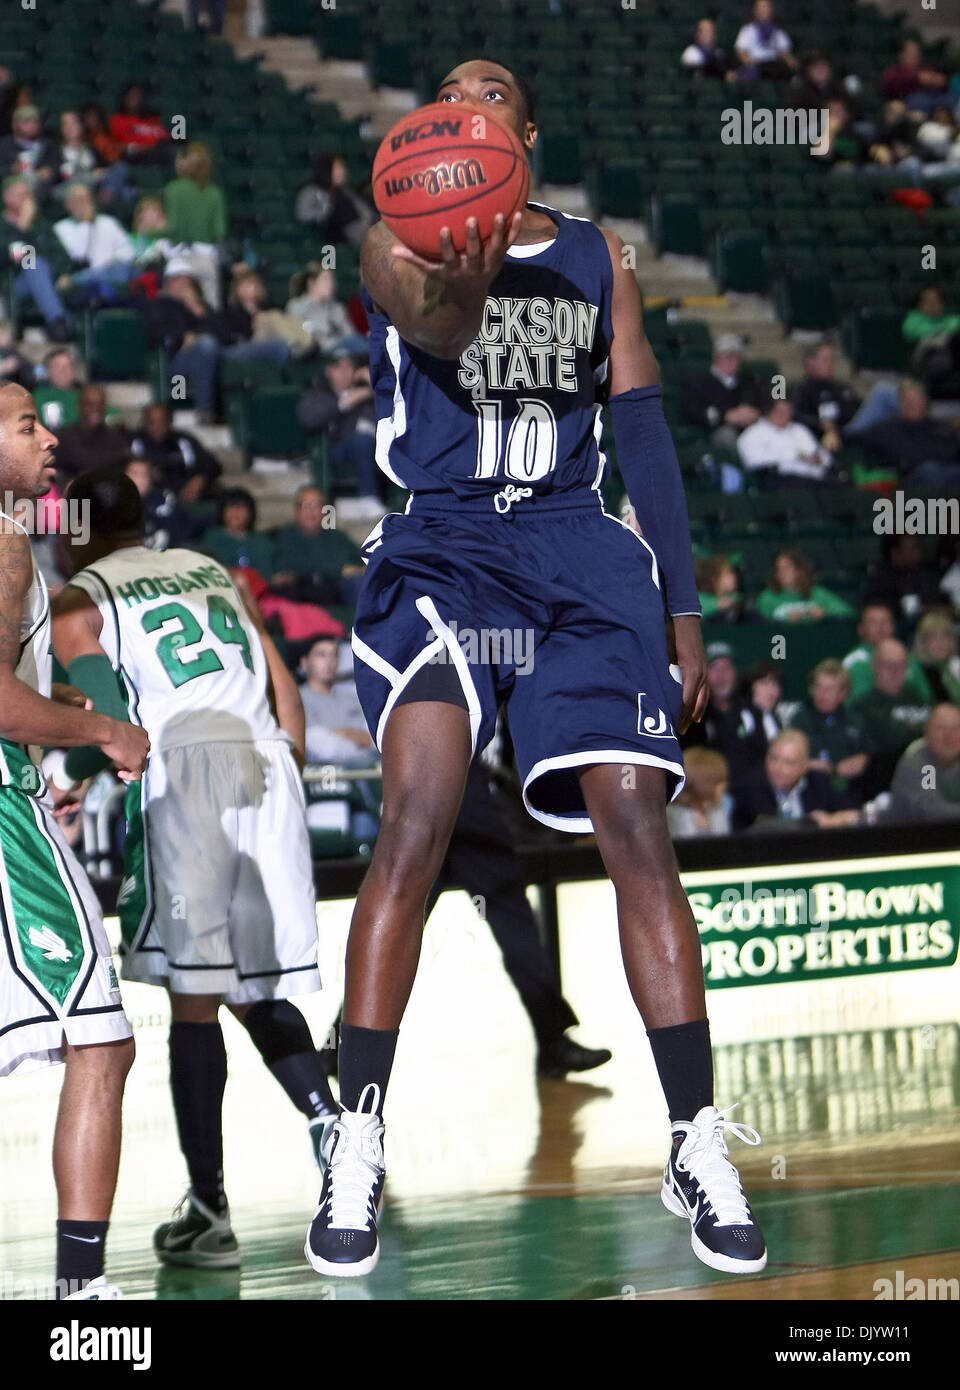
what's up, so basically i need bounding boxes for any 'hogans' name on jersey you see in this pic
[457,296,598,393]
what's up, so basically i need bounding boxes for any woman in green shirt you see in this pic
[903,286,960,385]
[199,487,275,578]
[755,549,854,623]
[163,142,227,306]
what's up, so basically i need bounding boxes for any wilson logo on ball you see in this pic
[389,118,463,153]
[382,158,487,200]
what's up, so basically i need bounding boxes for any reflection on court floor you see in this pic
[1,884,958,1300]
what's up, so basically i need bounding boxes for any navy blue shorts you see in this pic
[352,490,686,832]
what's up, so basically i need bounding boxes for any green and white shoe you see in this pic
[153,1191,240,1269]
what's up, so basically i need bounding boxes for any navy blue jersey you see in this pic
[361,203,614,500]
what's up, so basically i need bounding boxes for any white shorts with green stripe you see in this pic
[117,739,321,1003]
[0,789,131,1078]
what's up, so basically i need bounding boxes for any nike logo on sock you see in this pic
[64,1234,101,1244]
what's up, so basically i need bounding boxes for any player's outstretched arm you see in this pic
[601,228,708,733]
[49,582,149,782]
[230,571,306,766]
[361,211,522,359]
[0,530,141,779]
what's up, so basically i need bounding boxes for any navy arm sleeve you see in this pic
[608,384,701,618]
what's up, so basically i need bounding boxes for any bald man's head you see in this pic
[873,638,909,696]
[926,704,960,766]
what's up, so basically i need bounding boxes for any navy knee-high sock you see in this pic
[169,1021,228,1214]
[243,999,337,1118]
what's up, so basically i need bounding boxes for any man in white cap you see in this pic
[682,333,767,449]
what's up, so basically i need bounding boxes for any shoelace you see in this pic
[674,1104,761,1228]
[326,1083,384,1232]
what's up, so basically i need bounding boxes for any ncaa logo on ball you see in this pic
[390,117,464,153]
[382,158,487,201]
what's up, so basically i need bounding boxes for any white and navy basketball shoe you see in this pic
[661,1104,767,1274]
[304,1084,385,1278]
[153,1191,240,1269]
[63,1275,123,1300]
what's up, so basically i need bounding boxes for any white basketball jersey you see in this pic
[69,546,286,750]
[0,513,51,792]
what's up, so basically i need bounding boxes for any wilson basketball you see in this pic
[372,101,530,260]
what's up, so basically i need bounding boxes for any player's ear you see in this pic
[523,120,538,152]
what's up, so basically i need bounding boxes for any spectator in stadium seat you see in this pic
[297,350,381,510]
[0,104,56,197]
[163,143,227,309]
[124,456,205,551]
[297,634,375,766]
[755,549,854,623]
[53,384,130,479]
[881,39,949,114]
[857,381,960,491]
[729,661,785,778]
[843,602,931,701]
[683,641,748,757]
[734,1,796,82]
[286,263,368,356]
[52,109,131,205]
[887,704,960,822]
[53,183,135,306]
[667,747,731,838]
[788,659,869,802]
[681,334,766,449]
[295,154,373,248]
[127,402,222,502]
[108,83,172,164]
[787,51,854,112]
[139,263,221,418]
[81,104,125,168]
[911,610,960,706]
[680,19,736,82]
[915,105,960,164]
[199,487,276,577]
[33,347,82,429]
[731,730,860,832]
[209,269,293,368]
[0,316,34,390]
[863,535,946,625]
[270,484,365,607]
[791,342,860,454]
[0,176,72,340]
[695,554,747,623]
[816,99,870,168]
[128,195,173,273]
[902,286,960,387]
[737,399,834,485]
[850,638,932,795]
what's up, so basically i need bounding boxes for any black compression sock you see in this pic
[647,1018,714,1124]
[56,1219,108,1298]
[169,1021,228,1214]
[338,1023,398,1113]
[243,996,337,1117]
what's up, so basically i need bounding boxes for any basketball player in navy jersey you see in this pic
[306,59,767,1279]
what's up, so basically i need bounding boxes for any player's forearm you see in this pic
[0,674,114,748]
[404,272,491,358]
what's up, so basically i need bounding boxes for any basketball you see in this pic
[371,101,530,260]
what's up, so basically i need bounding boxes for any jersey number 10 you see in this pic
[472,398,558,482]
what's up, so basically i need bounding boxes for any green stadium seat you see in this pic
[88,311,148,382]
[243,387,307,459]
[651,198,703,257]
[715,232,769,294]
[774,271,838,332]
[842,309,912,371]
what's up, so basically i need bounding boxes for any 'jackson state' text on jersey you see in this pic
[361,203,614,499]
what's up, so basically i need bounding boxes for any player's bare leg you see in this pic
[579,762,766,1274]
[54,1035,134,1219]
[343,700,473,1030]
[52,1035,133,1298]
[306,699,471,1277]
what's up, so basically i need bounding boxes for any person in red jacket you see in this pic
[108,84,171,164]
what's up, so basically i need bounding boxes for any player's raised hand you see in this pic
[102,720,150,782]
[391,210,523,285]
